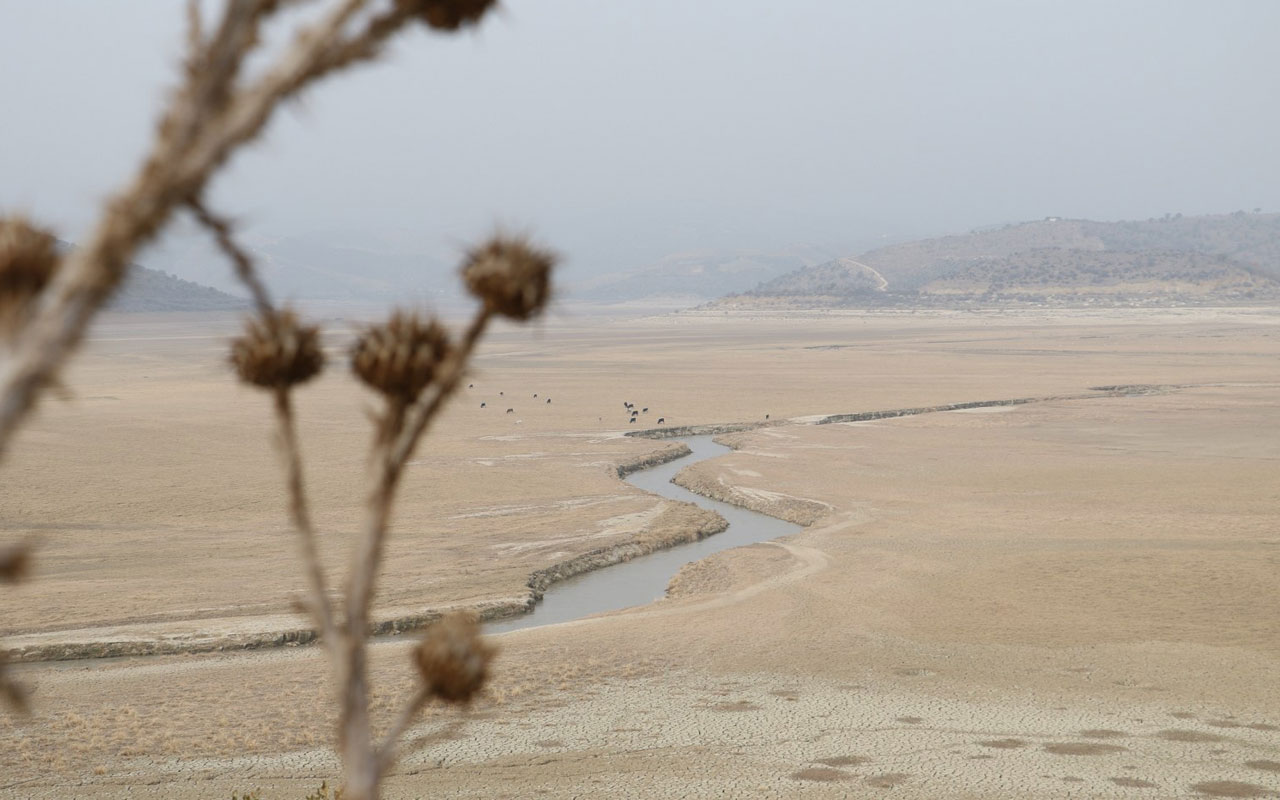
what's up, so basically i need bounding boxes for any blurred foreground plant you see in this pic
[0,2,556,798]
[219,219,551,797]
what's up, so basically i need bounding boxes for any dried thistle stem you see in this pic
[272,386,339,649]
[339,306,489,794]
[376,685,431,771]
[349,307,490,633]
[0,2,516,794]
[188,199,274,317]
[190,197,338,651]
[0,0,414,464]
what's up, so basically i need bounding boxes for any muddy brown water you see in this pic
[486,435,803,634]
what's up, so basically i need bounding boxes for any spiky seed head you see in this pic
[413,611,495,704]
[0,542,31,584]
[398,0,498,31]
[461,235,556,321]
[0,216,60,337]
[229,310,325,389]
[351,312,453,402]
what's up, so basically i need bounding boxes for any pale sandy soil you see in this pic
[3,307,1280,798]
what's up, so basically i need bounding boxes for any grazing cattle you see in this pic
[480,402,486,408]
[642,407,648,413]
[546,398,551,404]
[657,417,665,424]
[468,383,473,388]
[623,402,632,408]
[499,391,504,396]
[765,414,770,420]
[629,418,636,424]
[533,393,537,398]
[506,408,514,413]
[631,410,638,417]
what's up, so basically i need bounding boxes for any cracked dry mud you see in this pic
[4,308,1280,798]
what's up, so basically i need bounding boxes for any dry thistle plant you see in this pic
[0,1,556,798]
[0,217,60,344]
[221,227,553,798]
[0,0,506,460]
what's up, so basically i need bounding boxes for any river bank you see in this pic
[3,384,1207,663]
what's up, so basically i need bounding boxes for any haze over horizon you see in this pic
[2,1,1278,301]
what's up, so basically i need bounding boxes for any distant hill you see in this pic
[920,249,1276,303]
[55,240,249,312]
[108,264,248,312]
[571,246,837,305]
[744,257,887,300]
[715,212,1280,309]
[137,229,460,306]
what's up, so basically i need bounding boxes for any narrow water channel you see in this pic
[19,436,801,671]
[485,435,804,634]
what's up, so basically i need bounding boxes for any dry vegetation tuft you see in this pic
[0,2,562,798]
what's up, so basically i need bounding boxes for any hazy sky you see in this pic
[2,0,1278,285]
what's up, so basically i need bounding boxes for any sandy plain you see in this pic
[2,305,1279,798]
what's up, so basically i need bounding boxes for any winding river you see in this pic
[18,435,800,668]
[485,435,803,634]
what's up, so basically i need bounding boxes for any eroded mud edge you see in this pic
[6,442,721,663]
[6,385,1189,663]
[625,384,1183,439]
[649,384,1188,526]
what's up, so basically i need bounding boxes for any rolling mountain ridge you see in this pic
[715,212,1280,308]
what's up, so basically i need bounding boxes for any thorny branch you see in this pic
[273,383,342,648]
[376,685,431,771]
[339,306,489,792]
[187,199,273,316]
[0,0,430,461]
[190,198,340,652]
[1,2,540,798]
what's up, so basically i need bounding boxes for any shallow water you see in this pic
[486,435,803,634]
[22,436,797,672]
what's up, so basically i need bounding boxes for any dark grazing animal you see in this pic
[506,408,514,413]
[546,398,551,403]
[480,402,486,408]
[642,407,648,413]
[657,417,664,424]
[629,418,635,423]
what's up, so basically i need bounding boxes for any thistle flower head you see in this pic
[412,611,495,704]
[461,235,556,321]
[0,542,31,584]
[351,311,453,402]
[229,309,325,389]
[398,0,498,31]
[0,216,60,337]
